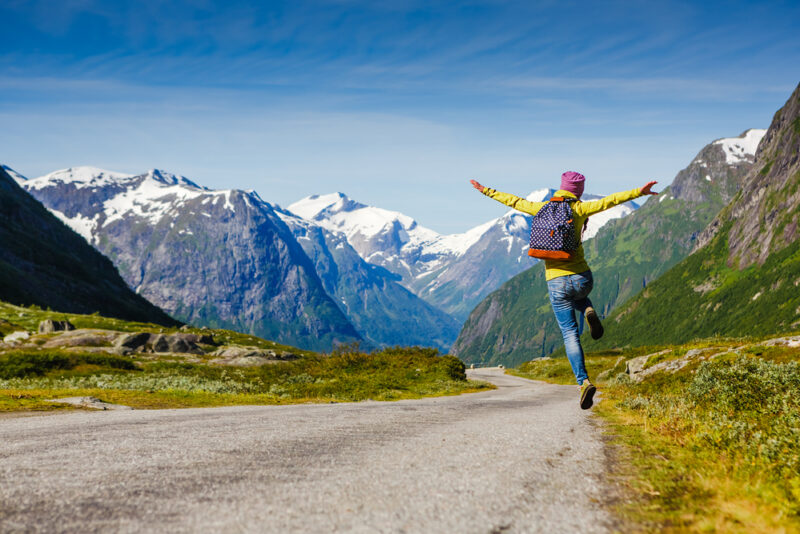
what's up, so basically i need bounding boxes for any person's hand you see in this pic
[640,181,658,195]
[470,179,485,192]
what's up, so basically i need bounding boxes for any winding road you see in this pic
[0,369,614,533]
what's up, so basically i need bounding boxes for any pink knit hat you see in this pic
[560,171,585,197]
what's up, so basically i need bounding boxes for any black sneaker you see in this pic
[579,382,597,410]
[585,307,604,340]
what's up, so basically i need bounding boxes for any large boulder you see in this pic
[209,346,299,366]
[112,332,206,354]
[38,319,76,334]
[3,331,30,344]
[114,332,152,352]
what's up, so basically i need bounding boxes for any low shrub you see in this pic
[0,351,137,378]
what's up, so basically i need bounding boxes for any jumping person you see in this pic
[470,172,658,409]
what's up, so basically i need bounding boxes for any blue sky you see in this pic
[1,0,798,232]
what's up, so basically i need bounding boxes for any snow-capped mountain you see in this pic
[20,166,462,351]
[275,208,461,350]
[289,189,639,320]
[21,167,362,351]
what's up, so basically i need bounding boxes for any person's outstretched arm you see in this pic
[575,181,659,217]
[470,179,546,216]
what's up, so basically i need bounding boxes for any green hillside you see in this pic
[596,82,800,348]
[452,130,758,368]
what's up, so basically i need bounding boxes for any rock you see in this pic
[149,334,170,353]
[625,354,650,379]
[596,356,625,382]
[42,329,119,348]
[172,333,214,345]
[209,345,299,366]
[38,319,76,334]
[3,331,30,344]
[180,325,191,331]
[114,332,152,352]
[761,335,800,348]
[45,396,133,411]
[626,348,720,382]
[211,346,278,359]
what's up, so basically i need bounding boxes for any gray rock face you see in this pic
[22,170,362,352]
[697,84,800,268]
[38,319,75,334]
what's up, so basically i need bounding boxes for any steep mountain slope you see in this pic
[0,167,176,325]
[289,190,638,321]
[275,208,461,350]
[1,165,27,184]
[22,169,361,351]
[452,129,764,367]
[596,83,800,347]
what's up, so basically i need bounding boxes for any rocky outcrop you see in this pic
[113,332,211,355]
[3,331,30,344]
[38,319,75,334]
[209,346,299,366]
[42,329,118,348]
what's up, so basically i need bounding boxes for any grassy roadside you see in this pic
[0,347,494,411]
[511,335,800,532]
[1,302,494,412]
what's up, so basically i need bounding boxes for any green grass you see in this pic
[511,336,800,531]
[0,345,493,411]
[1,302,494,411]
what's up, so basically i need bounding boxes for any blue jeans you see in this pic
[546,270,594,385]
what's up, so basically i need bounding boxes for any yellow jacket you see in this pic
[482,187,644,280]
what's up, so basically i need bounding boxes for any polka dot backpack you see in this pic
[528,196,580,259]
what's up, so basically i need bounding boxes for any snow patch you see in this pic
[26,166,134,191]
[52,210,96,243]
[713,129,767,164]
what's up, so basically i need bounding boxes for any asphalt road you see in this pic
[0,369,614,533]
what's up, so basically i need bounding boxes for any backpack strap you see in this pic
[549,196,577,203]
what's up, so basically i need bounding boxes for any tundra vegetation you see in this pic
[0,302,491,412]
[510,334,800,531]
